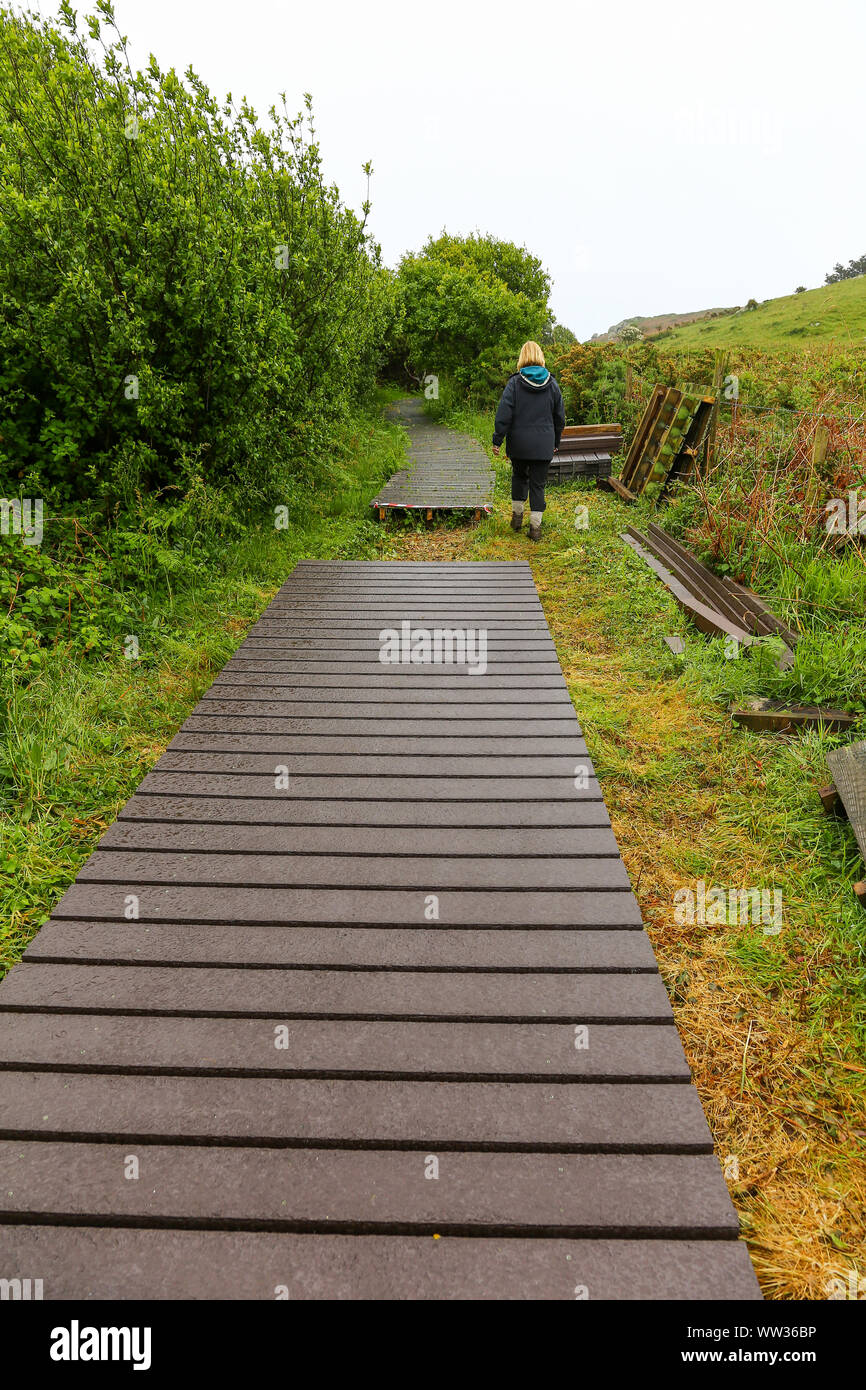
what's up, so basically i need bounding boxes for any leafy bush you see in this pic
[825,254,866,285]
[0,2,395,509]
[387,232,549,402]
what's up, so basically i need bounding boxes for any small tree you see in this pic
[618,324,644,343]
[825,255,866,285]
[795,286,807,294]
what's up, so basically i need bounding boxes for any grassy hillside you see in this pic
[591,306,733,342]
[658,275,866,349]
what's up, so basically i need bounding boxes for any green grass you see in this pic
[658,275,866,350]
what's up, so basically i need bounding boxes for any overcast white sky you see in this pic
[32,0,866,338]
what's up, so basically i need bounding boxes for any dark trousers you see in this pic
[511,458,550,513]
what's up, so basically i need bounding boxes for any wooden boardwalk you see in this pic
[372,398,494,516]
[0,561,760,1299]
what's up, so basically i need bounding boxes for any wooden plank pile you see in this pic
[606,386,715,503]
[621,524,861,737]
[621,522,797,656]
[548,423,622,484]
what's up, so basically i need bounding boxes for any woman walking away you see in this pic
[492,341,565,541]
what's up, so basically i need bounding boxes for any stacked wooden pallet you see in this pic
[608,386,715,502]
[548,423,622,484]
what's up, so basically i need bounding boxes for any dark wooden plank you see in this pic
[254,607,543,617]
[731,700,858,733]
[190,702,577,720]
[23,924,653,970]
[826,740,866,862]
[200,690,574,705]
[246,624,551,636]
[238,626,556,637]
[78,851,628,891]
[0,1226,761,1299]
[77,845,625,889]
[209,676,570,692]
[251,612,548,622]
[267,585,542,596]
[0,1143,738,1235]
[290,561,524,569]
[1,963,666,1019]
[0,1016,684,1079]
[229,658,560,670]
[172,732,588,756]
[0,1072,710,1149]
[136,773,603,800]
[236,638,558,651]
[96,822,613,857]
[48,884,642,925]
[117,795,610,828]
[221,663,564,678]
[153,753,591,776]
[179,716,583,737]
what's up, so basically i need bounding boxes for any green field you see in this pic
[656,275,866,350]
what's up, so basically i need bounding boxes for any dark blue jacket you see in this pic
[493,369,565,461]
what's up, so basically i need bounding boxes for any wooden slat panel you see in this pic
[0,541,757,1299]
[153,752,590,775]
[171,731,588,755]
[136,774,604,800]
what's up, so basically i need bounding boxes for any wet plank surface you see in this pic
[371,398,494,513]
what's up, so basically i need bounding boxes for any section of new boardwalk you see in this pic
[0,561,760,1299]
[372,397,494,516]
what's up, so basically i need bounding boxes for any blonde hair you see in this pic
[517,341,545,369]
